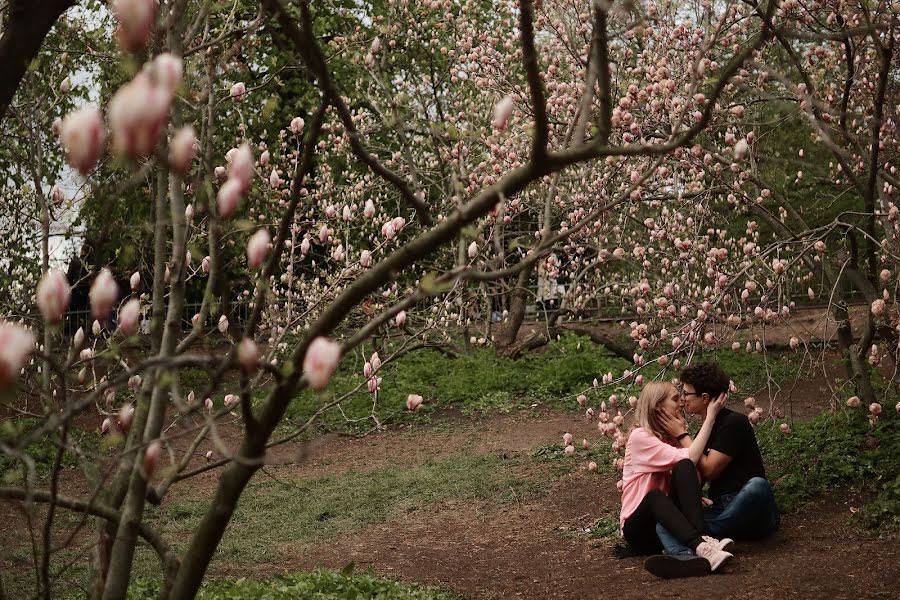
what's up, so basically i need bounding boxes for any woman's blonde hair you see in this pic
[631,381,677,439]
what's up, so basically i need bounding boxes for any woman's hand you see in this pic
[657,409,688,439]
[706,392,727,419]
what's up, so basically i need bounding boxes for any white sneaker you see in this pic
[702,534,735,553]
[695,540,733,572]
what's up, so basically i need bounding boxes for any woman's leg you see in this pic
[668,458,705,534]
[624,489,703,553]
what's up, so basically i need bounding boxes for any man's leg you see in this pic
[704,477,779,540]
[656,524,693,555]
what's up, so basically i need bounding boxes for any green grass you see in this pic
[143,453,547,570]
[273,333,633,434]
[127,567,465,600]
[756,406,900,532]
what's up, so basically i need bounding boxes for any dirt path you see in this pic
[194,408,898,600]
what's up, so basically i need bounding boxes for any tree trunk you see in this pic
[496,263,534,353]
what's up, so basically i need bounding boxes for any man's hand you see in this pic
[707,392,727,419]
[701,497,713,509]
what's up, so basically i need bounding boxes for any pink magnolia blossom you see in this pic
[492,95,514,130]
[789,336,799,349]
[733,138,749,161]
[406,394,423,411]
[360,250,372,268]
[230,82,247,102]
[576,394,587,407]
[60,106,105,175]
[363,200,376,218]
[118,299,141,336]
[217,315,229,334]
[269,169,281,189]
[247,228,271,269]
[238,338,258,372]
[467,241,478,259]
[170,126,198,173]
[564,445,575,456]
[395,310,407,328]
[290,117,305,133]
[880,269,891,282]
[588,461,598,472]
[216,178,243,218]
[779,423,791,434]
[101,418,112,434]
[202,256,211,274]
[112,0,157,53]
[303,337,341,390]
[142,440,162,479]
[73,327,85,349]
[371,352,382,371]
[0,323,36,387]
[204,397,213,411]
[229,144,254,191]
[50,185,66,205]
[563,432,573,446]
[869,402,882,416]
[108,73,173,157]
[147,53,183,92]
[89,269,119,320]
[130,271,141,291]
[871,299,886,317]
[118,403,135,432]
[224,394,239,408]
[37,269,70,323]
[128,375,142,391]
[300,237,311,255]
[205,450,213,461]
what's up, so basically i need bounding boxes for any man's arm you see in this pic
[698,449,733,481]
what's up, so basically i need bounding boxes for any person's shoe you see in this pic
[695,540,734,572]
[644,554,711,579]
[702,535,735,553]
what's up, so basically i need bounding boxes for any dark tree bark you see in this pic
[0,0,77,122]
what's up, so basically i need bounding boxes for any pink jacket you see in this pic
[620,426,690,531]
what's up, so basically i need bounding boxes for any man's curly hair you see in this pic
[678,362,730,398]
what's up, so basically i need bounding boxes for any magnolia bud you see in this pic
[229,144,254,191]
[406,394,423,411]
[118,299,141,336]
[169,126,198,173]
[202,256,211,274]
[395,310,407,328]
[108,72,173,157]
[238,338,258,372]
[269,169,281,189]
[247,229,271,268]
[217,315,229,334]
[467,241,478,259]
[360,250,372,268]
[216,178,242,218]
[60,106,105,175]
[112,0,157,52]
[89,269,118,320]
[142,440,162,479]
[492,95,514,130]
[363,200,376,218]
[0,323,36,388]
[230,82,247,102]
[37,269,71,323]
[118,403,134,432]
[92,320,102,336]
[130,271,141,291]
[303,337,341,390]
[128,374,142,391]
[101,417,112,434]
[73,327,85,349]
[204,397,213,411]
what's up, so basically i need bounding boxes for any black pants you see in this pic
[623,459,704,554]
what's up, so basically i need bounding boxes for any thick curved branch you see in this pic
[0,0,76,122]
[519,0,549,158]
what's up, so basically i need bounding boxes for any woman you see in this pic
[620,381,733,576]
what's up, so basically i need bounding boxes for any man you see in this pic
[646,361,779,578]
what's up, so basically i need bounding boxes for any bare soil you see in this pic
[196,408,898,600]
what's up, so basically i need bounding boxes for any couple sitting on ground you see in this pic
[619,362,780,578]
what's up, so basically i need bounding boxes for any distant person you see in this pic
[620,381,734,578]
[655,362,780,570]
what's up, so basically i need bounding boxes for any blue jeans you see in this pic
[656,477,780,555]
